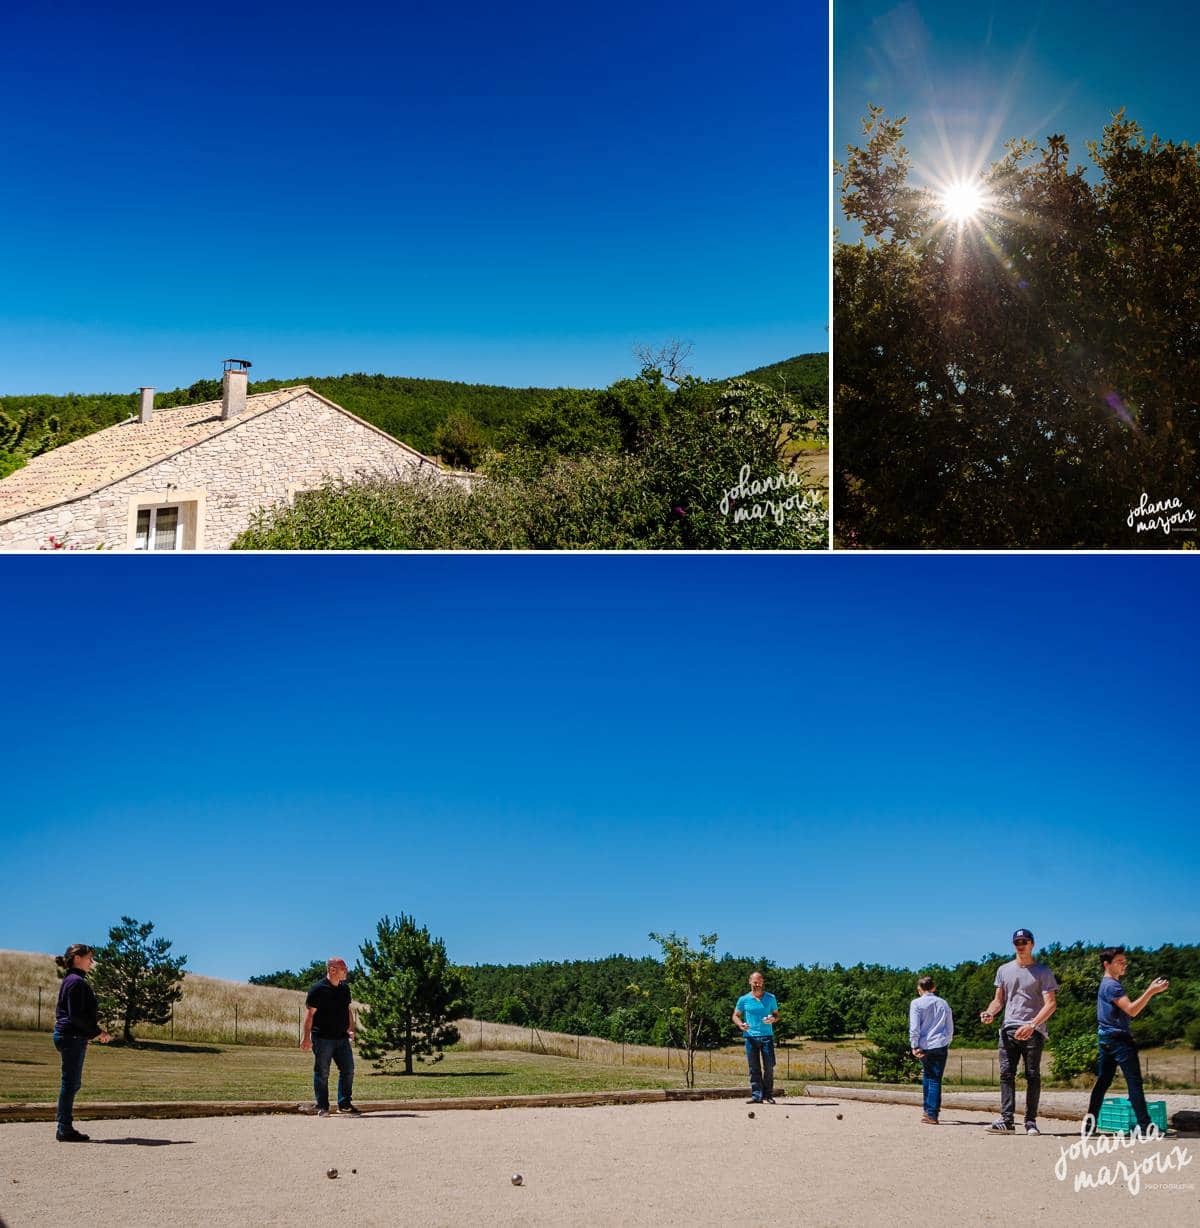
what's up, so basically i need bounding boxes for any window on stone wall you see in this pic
[135,505,184,551]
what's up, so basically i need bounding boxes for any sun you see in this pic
[941,181,986,223]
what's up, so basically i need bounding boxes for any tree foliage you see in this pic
[647,931,721,1088]
[355,914,469,1075]
[835,107,1200,547]
[233,369,828,549]
[90,916,187,1043]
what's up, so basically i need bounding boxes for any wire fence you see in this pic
[6,990,1196,1088]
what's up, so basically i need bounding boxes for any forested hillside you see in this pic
[0,355,827,478]
[257,941,1200,1052]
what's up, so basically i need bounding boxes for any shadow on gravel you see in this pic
[94,1137,195,1146]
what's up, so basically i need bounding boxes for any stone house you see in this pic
[0,368,470,550]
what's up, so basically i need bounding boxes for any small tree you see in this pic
[356,914,468,1074]
[434,412,487,470]
[861,1006,920,1084]
[648,930,720,1088]
[90,916,187,1043]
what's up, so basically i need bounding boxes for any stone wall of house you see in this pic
[0,392,471,551]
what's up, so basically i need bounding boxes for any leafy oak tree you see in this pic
[90,917,187,1043]
[835,107,1200,547]
[356,914,469,1075]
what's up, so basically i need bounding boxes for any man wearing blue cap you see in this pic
[979,928,1058,1135]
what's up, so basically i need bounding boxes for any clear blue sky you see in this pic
[2,556,1195,980]
[836,1,1200,234]
[1,1,827,396]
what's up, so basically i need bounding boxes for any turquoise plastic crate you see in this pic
[1096,1096,1168,1133]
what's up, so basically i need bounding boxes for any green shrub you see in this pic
[1050,1031,1098,1082]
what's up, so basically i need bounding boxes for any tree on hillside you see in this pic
[835,107,1200,547]
[648,930,720,1089]
[434,412,487,470]
[356,914,469,1074]
[90,917,187,1043]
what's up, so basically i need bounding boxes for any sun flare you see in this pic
[941,181,986,222]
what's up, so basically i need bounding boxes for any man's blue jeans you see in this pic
[53,1032,88,1130]
[919,1046,949,1120]
[1086,1030,1151,1132]
[312,1036,355,1110]
[744,1036,775,1101]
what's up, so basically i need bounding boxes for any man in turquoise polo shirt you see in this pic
[733,971,780,1104]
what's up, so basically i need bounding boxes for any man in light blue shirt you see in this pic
[909,976,954,1124]
[732,972,780,1104]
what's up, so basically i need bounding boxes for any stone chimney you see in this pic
[221,358,252,420]
[139,387,154,424]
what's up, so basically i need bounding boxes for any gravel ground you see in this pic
[1,1099,1196,1227]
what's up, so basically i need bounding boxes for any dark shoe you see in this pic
[338,1104,362,1116]
[56,1128,89,1142]
[1024,1122,1041,1136]
[316,1108,331,1118]
[764,1097,777,1105]
[987,1119,1015,1133]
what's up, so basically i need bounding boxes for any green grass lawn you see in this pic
[0,1031,808,1104]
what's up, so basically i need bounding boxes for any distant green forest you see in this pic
[256,941,1200,1052]
[0,355,825,479]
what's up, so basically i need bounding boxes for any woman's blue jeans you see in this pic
[53,1032,88,1130]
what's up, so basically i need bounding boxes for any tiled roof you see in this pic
[0,387,308,522]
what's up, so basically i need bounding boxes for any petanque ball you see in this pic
[747,1111,755,1119]
[327,1169,338,1179]
[351,1169,357,1175]
[511,1174,524,1186]
[836,1113,843,1120]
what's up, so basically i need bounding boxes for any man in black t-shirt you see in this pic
[301,958,360,1116]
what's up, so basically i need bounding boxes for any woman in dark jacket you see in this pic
[53,944,111,1141]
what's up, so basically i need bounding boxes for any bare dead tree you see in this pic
[633,339,694,385]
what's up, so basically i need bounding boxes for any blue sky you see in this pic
[836,1,1200,234]
[1,1,827,395]
[2,556,1195,980]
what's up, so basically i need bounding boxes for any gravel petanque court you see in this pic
[1,1099,1195,1227]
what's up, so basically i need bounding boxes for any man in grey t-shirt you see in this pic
[979,928,1058,1135]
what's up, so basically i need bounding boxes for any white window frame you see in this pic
[136,505,183,552]
[126,489,206,551]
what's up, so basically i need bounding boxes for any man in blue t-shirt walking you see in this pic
[733,972,780,1104]
[1084,946,1169,1136]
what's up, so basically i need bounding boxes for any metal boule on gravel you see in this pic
[511,1174,524,1186]
[836,1114,843,1120]
[327,1168,338,1179]
[747,1111,755,1119]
